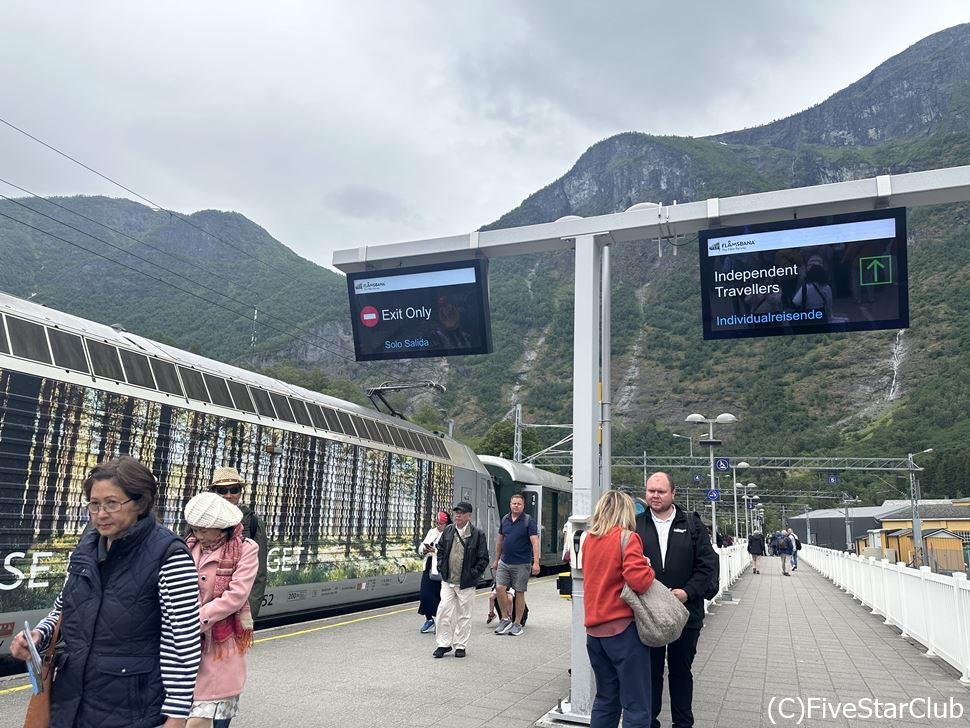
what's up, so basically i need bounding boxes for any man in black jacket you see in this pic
[433,501,490,658]
[635,472,719,728]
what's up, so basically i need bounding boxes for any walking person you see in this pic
[184,492,259,728]
[775,531,792,575]
[10,455,202,728]
[635,472,718,728]
[418,511,451,633]
[432,502,489,658]
[787,528,800,571]
[208,467,268,617]
[747,530,766,574]
[492,493,540,636]
[580,490,656,728]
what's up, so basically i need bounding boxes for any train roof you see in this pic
[479,455,571,491]
[0,290,485,472]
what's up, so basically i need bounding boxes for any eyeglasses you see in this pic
[86,499,132,514]
[212,485,242,495]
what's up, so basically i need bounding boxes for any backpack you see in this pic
[685,510,719,600]
[795,537,802,551]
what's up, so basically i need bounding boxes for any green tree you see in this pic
[478,419,540,459]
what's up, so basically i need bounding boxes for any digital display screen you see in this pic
[347,259,493,361]
[699,208,908,340]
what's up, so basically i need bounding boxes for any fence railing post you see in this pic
[897,562,910,640]
[951,572,970,684]
[919,566,937,657]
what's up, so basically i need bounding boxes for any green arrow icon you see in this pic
[860,255,892,286]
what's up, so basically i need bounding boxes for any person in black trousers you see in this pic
[635,472,719,728]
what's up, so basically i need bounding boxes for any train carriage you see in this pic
[0,292,497,653]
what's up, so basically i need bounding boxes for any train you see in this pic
[0,291,570,653]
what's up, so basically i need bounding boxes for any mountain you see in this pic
[2,24,970,502]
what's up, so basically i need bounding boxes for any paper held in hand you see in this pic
[23,621,44,695]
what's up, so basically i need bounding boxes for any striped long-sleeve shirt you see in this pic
[35,549,202,719]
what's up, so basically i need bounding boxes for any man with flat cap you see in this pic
[210,466,268,618]
[432,501,489,658]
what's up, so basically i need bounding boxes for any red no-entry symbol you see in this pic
[360,306,380,328]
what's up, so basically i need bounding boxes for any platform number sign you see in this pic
[707,489,721,502]
[714,458,731,472]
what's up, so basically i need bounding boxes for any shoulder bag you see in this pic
[619,530,689,648]
[23,615,61,728]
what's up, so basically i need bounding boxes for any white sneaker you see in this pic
[494,618,513,635]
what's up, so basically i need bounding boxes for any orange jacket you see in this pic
[581,527,655,628]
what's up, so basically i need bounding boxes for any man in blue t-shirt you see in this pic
[492,493,539,636]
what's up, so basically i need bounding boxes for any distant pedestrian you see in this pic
[580,490,656,728]
[787,528,800,571]
[10,456,201,728]
[184,491,259,728]
[417,511,451,633]
[493,493,540,637]
[209,467,268,617]
[432,502,489,658]
[635,472,719,728]
[747,530,766,573]
[775,531,792,575]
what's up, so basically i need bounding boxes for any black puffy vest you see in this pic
[51,515,181,728]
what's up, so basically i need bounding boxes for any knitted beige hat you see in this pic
[211,466,245,487]
[184,491,243,529]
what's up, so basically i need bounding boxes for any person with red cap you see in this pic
[417,511,452,633]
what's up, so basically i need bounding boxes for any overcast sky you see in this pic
[1,2,967,269]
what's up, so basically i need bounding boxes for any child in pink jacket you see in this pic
[184,491,260,728]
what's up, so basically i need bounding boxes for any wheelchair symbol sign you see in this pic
[692,473,703,483]
[714,458,730,472]
[707,489,721,501]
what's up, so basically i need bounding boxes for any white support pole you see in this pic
[600,244,612,493]
[565,233,603,721]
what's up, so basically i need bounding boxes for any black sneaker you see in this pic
[455,648,466,658]
[433,646,452,658]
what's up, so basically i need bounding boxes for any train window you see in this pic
[87,339,125,380]
[289,398,313,427]
[150,358,183,396]
[388,426,407,449]
[269,392,296,423]
[250,388,276,418]
[7,317,52,364]
[429,437,449,459]
[119,349,156,389]
[307,403,328,430]
[48,329,89,373]
[360,418,381,442]
[319,406,339,432]
[0,317,8,354]
[400,428,421,453]
[337,411,359,437]
[203,374,234,408]
[418,434,437,456]
[226,381,256,414]
[178,367,210,402]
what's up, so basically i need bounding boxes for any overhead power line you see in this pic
[0,182,356,359]
[0,209,355,363]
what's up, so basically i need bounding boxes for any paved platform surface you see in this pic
[3,561,970,727]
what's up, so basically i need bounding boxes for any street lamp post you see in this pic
[909,448,933,567]
[732,461,750,539]
[686,412,738,547]
[671,433,693,458]
[740,484,756,538]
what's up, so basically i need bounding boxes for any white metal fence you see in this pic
[712,544,750,602]
[801,545,970,684]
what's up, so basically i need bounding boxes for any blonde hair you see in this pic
[587,490,636,537]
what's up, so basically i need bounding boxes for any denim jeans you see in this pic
[213,720,231,728]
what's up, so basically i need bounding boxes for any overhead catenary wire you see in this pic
[0,209,356,363]
[0,183,356,359]
[0,115,322,289]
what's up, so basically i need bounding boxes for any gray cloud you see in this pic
[0,2,966,267]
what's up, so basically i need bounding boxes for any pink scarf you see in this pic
[187,523,254,658]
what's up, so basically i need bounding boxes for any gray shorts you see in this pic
[496,560,531,592]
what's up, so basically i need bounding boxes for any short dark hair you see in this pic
[83,455,158,519]
[510,493,525,503]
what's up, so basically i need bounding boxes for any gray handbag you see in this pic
[619,530,689,647]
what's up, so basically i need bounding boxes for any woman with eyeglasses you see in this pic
[9,455,202,728]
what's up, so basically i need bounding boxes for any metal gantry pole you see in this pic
[732,467,740,539]
[708,422,717,547]
[600,244,612,493]
[910,452,923,567]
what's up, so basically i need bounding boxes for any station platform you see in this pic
[2,566,970,727]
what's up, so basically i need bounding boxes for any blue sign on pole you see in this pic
[714,458,731,472]
[706,489,721,502]
[692,473,703,483]
[827,473,840,486]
